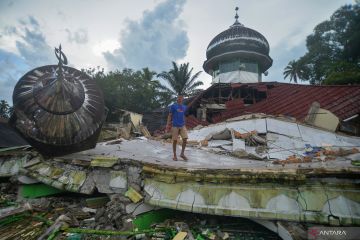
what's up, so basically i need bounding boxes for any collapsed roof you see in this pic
[187,82,360,121]
[143,82,360,136]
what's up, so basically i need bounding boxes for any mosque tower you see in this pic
[203,7,273,84]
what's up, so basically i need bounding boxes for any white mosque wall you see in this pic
[211,70,259,84]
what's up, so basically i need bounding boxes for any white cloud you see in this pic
[103,0,189,72]
[0,0,355,98]
[92,39,120,57]
[65,28,89,44]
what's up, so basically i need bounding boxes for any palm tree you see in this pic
[140,68,157,83]
[140,68,173,107]
[158,62,203,97]
[283,60,304,83]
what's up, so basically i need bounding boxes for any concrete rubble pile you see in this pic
[1,115,360,239]
[182,115,360,164]
[100,109,150,141]
[0,180,155,239]
[0,180,287,239]
[99,123,151,142]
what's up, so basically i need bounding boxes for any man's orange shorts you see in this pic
[171,126,188,141]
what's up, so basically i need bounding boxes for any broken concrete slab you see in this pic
[267,118,302,138]
[1,115,360,227]
[188,118,267,142]
[125,202,157,216]
[23,156,42,168]
[267,132,304,160]
[109,170,127,191]
[125,187,143,203]
[90,156,119,168]
[17,175,39,184]
[144,177,360,225]
[91,170,113,193]
[208,128,232,140]
[79,174,96,194]
[0,155,28,177]
[207,140,232,148]
[232,138,246,152]
[92,169,127,194]
[23,161,88,193]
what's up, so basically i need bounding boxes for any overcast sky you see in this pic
[0,0,355,103]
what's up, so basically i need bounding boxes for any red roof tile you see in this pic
[186,115,208,129]
[243,83,360,121]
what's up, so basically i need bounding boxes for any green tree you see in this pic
[323,61,360,85]
[288,4,360,85]
[84,67,172,121]
[158,62,203,97]
[283,60,308,83]
[0,100,12,119]
[139,68,173,108]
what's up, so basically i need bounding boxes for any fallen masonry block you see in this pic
[125,187,143,203]
[90,156,119,168]
[173,231,187,240]
[85,196,110,208]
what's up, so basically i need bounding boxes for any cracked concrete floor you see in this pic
[59,138,357,171]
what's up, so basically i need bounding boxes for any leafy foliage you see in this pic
[158,61,203,98]
[84,67,172,121]
[83,62,203,122]
[323,61,360,85]
[0,100,12,119]
[285,4,360,85]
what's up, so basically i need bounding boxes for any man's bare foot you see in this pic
[180,154,188,161]
[173,156,178,161]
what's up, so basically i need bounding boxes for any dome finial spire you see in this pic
[235,7,239,22]
[231,6,243,27]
